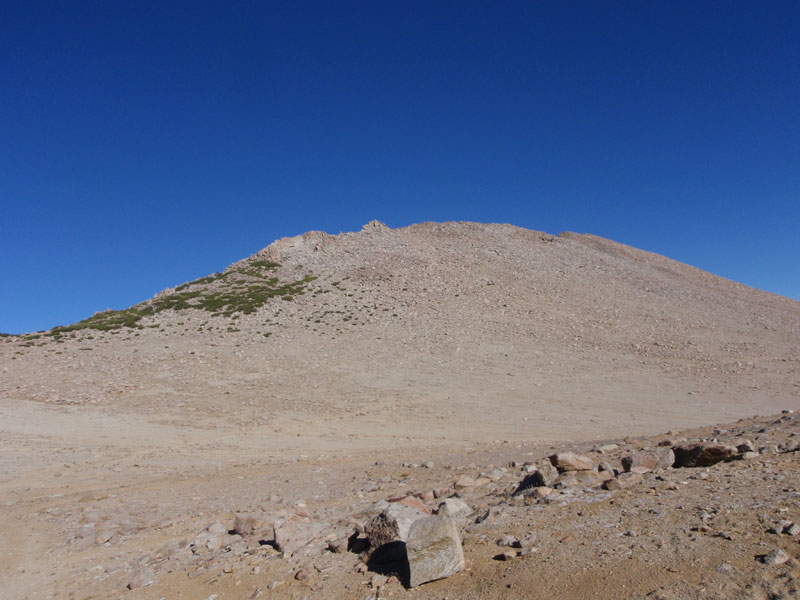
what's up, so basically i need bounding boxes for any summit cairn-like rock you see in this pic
[406,515,465,587]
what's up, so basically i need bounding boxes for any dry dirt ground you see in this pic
[2,221,799,599]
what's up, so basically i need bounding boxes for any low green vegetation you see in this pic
[45,258,316,335]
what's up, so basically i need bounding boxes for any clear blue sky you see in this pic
[2,2,798,334]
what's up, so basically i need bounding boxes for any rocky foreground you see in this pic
[10,410,800,600]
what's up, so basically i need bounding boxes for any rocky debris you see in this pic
[759,549,791,565]
[481,468,505,481]
[406,515,465,587]
[768,520,799,535]
[604,472,643,490]
[273,516,326,556]
[596,443,619,454]
[534,462,560,486]
[388,495,432,515]
[234,512,271,536]
[127,566,156,590]
[497,534,522,548]
[453,476,477,490]
[365,502,428,548]
[526,486,553,500]
[736,440,756,453]
[549,452,593,472]
[673,442,736,467]
[597,461,616,474]
[621,449,675,473]
[555,470,604,488]
[437,497,473,522]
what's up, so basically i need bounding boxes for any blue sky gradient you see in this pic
[2,1,798,333]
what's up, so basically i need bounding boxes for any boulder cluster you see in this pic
[115,411,800,595]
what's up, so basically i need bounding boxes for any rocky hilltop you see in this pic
[1,221,799,599]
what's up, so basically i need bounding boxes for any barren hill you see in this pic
[3,221,800,600]
[2,221,798,443]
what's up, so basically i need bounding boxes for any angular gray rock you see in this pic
[437,497,473,521]
[760,549,790,565]
[534,462,560,486]
[406,515,465,587]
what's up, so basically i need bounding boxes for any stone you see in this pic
[597,444,619,454]
[453,476,476,490]
[760,549,790,565]
[273,516,325,556]
[326,538,347,553]
[786,524,800,536]
[769,520,794,534]
[365,502,427,548]
[527,486,553,500]
[621,449,674,473]
[596,468,615,482]
[406,516,465,587]
[207,521,228,535]
[128,566,156,590]
[737,451,758,460]
[497,535,521,548]
[94,524,117,545]
[481,468,505,481]
[513,464,558,495]
[534,462,560,485]
[603,472,643,490]
[736,440,755,453]
[673,443,735,467]
[388,495,432,515]
[437,497,473,520]
[555,471,603,488]
[549,452,593,472]
[234,513,271,536]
